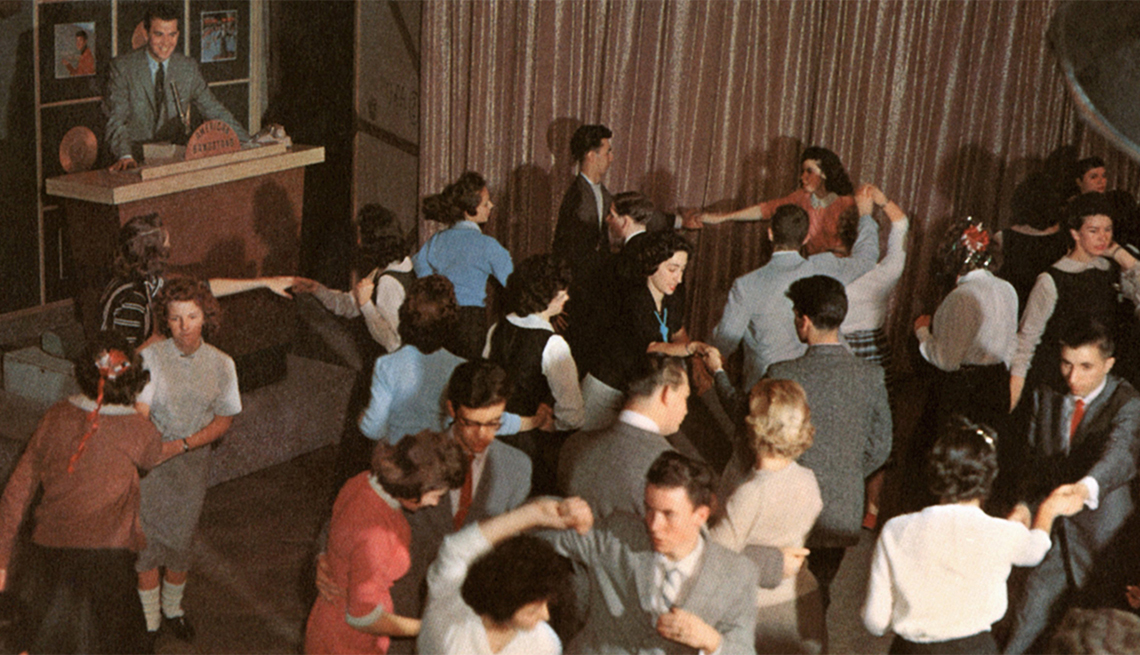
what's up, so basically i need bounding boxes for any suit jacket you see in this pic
[766,344,892,548]
[546,513,759,655]
[710,215,880,391]
[1019,376,1140,555]
[559,420,692,520]
[105,49,250,161]
[553,173,613,279]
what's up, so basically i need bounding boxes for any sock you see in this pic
[161,580,186,619]
[138,586,161,632]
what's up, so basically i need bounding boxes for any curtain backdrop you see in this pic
[419,0,1140,373]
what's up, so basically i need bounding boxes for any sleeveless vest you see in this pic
[1028,264,1120,393]
[488,319,555,416]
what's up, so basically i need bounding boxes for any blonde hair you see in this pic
[745,379,814,460]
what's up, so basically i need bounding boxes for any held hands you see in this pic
[1043,483,1090,517]
[701,346,724,373]
[1007,503,1032,528]
[530,496,593,534]
[680,208,704,231]
[289,277,324,294]
[781,547,810,579]
[519,404,555,432]
[657,607,721,652]
[913,315,932,332]
[352,273,376,308]
[262,276,297,299]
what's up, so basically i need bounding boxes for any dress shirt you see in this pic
[618,409,663,434]
[1011,256,1113,378]
[651,537,706,615]
[1063,376,1108,509]
[863,504,1051,643]
[483,313,585,430]
[448,443,488,519]
[412,221,513,307]
[625,227,647,244]
[842,218,909,332]
[583,173,605,229]
[917,268,1018,371]
[313,257,413,353]
[419,524,561,655]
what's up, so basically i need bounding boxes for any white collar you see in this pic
[957,268,992,284]
[624,227,647,244]
[1072,376,1109,406]
[505,313,554,332]
[368,475,404,511]
[383,257,414,273]
[68,395,138,415]
[657,533,705,570]
[618,409,663,434]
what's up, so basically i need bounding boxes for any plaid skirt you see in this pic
[844,327,892,386]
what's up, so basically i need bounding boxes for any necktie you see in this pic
[154,64,166,124]
[1069,398,1086,440]
[453,454,474,529]
[660,565,683,610]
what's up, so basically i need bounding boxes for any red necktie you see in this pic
[1069,399,1086,440]
[454,454,474,529]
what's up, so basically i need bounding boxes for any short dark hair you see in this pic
[155,276,221,339]
[836,203,861,252]
[371,430,466,500]
[1059,317,1115,359]
[75,332,150,406]
[1047,607,1140,654]
[570,124,613,163]
[635,230,693,278]
[612,191,656,227]
[927,416,999,503]
[422,172,487,225]
[357,204,409,270]
[398,275,459,354]
[506,254,571,316]
[144,3,180,31]
[76,30,88,41]
[786,275,848,331]
[1074,156,1106,180]
[1066,192,1115,231]
[801,146,854,196]
[646,451,716,511]
[114,213,169,279]
[1011,173,1064,230]
[446,359,512,410]
[461,535,572,624]
[625,354,687,400]
[770,204,810,249]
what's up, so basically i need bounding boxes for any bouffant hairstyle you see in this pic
[422,172,487,225]
[397,275,459,354]
[446,359,513,410]
[505,254,572,316]
[801,146,854,196]
[371,430,466,501]
[745,379,814,461]
[625,354,687,400]
[770,204,810,249]
[646,451,716,511]
[927,416,999,503]
[1074,156,1106,180]
[356,204,410,271]
[114,213,169,279]
[569,124,613,163]
[461,535,572,624]
[154,276,221,339]
[612,191,656,227]
[1066,192,1115,231]
[786,275,848,331]
[74,331,150,406]
[635,230,693,278]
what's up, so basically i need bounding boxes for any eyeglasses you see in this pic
[455,416,502,431]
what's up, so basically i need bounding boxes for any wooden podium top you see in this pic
[45,145,325,206]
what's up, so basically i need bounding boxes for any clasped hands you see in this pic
[1007,482,1090,528]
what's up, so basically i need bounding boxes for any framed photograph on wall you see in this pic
[190,0,249,83]
[38,1,111,103]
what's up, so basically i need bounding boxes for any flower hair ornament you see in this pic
[68,349,132,473]
[938,215,994,280]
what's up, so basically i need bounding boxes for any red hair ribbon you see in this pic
[68,349,131,474]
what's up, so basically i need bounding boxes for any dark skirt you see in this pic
[889,631,998,654]
[12,545,148,654]
[450,305,489,360]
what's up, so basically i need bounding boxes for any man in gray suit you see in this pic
[559,355,697,519]
[710,202,880,391]
[766,275,892,609]
[546,452,760,654]
[1005,319,1140,653]
[105,4,250,169]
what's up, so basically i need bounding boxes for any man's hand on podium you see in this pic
[109,156,138,171]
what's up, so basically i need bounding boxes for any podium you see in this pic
[45,145,325,388]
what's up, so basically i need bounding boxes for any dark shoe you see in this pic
[162,614,195,641]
